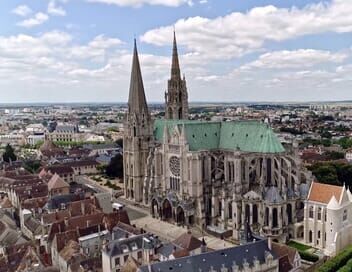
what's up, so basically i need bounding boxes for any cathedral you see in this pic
[123,34,313,242]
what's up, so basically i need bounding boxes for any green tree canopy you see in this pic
[2,144,17,163]
[106,153,123,178]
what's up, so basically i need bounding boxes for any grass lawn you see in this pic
[287,241,311,252]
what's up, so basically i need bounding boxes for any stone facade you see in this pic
[304,182,352,256]
[123,35,313,242]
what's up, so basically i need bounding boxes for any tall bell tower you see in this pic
[165,32,189,120]
[123,40,152,203]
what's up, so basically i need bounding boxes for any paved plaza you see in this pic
[122,200,235,250]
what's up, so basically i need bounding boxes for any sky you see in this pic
[0,0,352,103]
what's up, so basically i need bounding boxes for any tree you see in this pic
[23,160,41,173]
[2,144,17,163]
[106,153,123,178]
[308,163,339,185]
[325,151,345,160]
[115,138,123,149]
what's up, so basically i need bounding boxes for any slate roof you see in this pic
[47,193,84,210]
[265,186,283,203]
[139,239,276,272]
[24,217,42,235]
[154,119,285,153]
[103,234,161,257]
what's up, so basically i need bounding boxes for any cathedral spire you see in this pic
[128,39,148,114]
[171,31,181,80]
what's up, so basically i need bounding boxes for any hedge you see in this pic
[317,245,352,272]
[338,258,352,272]
[298,251,319,263]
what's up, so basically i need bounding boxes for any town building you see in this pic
[138,238,279,272]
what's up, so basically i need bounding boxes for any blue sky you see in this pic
[0,0,352,103]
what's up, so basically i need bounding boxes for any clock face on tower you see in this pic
[169,156,180,177]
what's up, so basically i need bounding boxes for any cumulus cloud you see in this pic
[141,0,352,60]
[0,31,126,84]
[48,0,67,16]
[241,49,348,70]
[17,12,49,28]
[12,5,32,17]
[86,0,192,7]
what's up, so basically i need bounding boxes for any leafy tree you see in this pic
[321,139,332,147]
[308,163,339,185]
[2,144,17,163]
[337,137,352,149]
[308,162,352,189]
[321,130,332,139]
[325,151,345,160]
[115,138,123,149]
[23,160,41,173]
[106,153,123,178]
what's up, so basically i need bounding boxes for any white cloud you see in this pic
[86,0,192,7]
[48,0,67,16]
[199,0,207,4]
[88,35,123,48]
[241,49,348,70]
[12,5,32,17]
[17,12,49,28]
[141,0,352,60]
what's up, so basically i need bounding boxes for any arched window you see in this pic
[309,206,314,219]
[273,208,278,228]
[343,209,348,221]
[287,204,292,224]
[265,207,269,226]
[253,204,258,224]
[228,203,232,219]
[318,208,322,221]
[245,204,250,222]
[309,230,313,243]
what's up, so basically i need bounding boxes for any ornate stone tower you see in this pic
[123,40,152,203]
[165,32,189,120]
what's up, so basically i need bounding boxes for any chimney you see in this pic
[81,201,85,215]
[64,217,69,227]
[87,220,91,228]
[201,238,207,253]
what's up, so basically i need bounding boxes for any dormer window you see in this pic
[121,244,129,253]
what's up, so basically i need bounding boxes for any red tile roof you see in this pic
[308,181,343,204]
[173,232,202,252]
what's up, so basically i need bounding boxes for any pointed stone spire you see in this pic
[128,39,148,114]
[171,31,181,80]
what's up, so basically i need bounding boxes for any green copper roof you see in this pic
[154,119,285,153]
